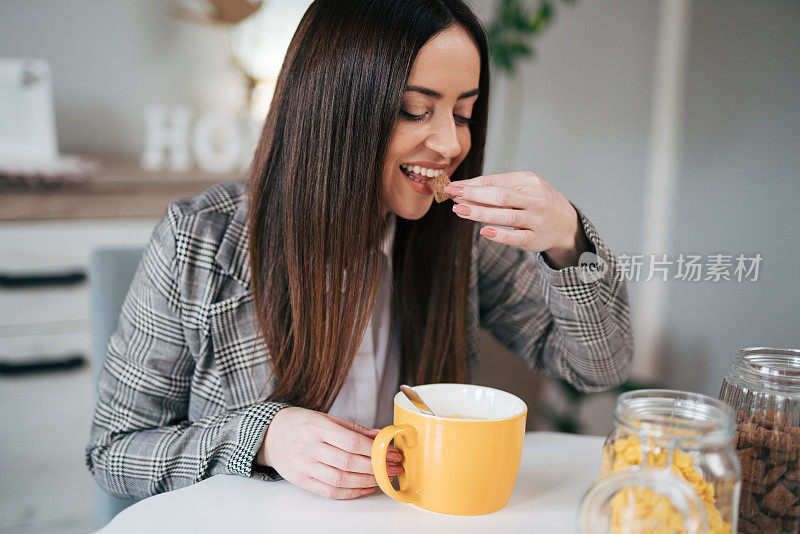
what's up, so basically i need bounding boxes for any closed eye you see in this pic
[400,109,473,126]
[399,109,427,121]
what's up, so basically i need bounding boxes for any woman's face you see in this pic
[382,25,481,219]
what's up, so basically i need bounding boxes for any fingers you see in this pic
[307,461,381,489]
[365,428,403,461]
[479,225,536,249]
[308,459,404,490]
[311,415,406,499]
[446,185,530,209]
[319,417,376,456]
[452,196,497,210]
[316,442,402,475]
[301,475,375,500]
[450,170,544,188]
[267,408,409,501]
[324,417,402,457]
[452,202,532,229]
[320,417,404,461]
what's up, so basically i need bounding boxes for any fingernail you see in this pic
[388,452,402,462]
[444,185,463,196]
[480,227,497,238]
[453,204,470,216]
[360,487,375,495]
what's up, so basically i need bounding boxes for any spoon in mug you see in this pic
[399,384,438,417]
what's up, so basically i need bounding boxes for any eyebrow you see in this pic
[404,86,480,99]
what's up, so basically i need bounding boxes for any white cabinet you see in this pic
[0,219,157,362]
[0,218,159,532]
[0,155,226,531]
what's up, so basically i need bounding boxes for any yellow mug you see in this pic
[371,383,527,515]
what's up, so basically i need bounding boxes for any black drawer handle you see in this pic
[0,271,86,288]
[0,354,86,376]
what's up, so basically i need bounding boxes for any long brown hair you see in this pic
[248,0,491,412]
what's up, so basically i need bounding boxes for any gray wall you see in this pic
[478,0,800,401]
[664,0,800,395]
[483,0,657,266]
[1,0,798,398]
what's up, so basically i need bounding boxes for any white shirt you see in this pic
[327,214,399,429]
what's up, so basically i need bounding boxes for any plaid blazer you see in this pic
[87,179,633,499]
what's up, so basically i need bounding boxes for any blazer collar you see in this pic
[214,194,252,290]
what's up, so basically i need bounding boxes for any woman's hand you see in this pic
[443,171,592,269]
[256,407,404,499]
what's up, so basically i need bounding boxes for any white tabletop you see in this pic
[100,431,604,534]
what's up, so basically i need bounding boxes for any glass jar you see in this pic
[719,347,800,534]
[602,389,740,534]
[579,469,708,533]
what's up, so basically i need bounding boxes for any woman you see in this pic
[87,0,633,502]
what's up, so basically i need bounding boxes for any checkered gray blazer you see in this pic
[86,179,633,499]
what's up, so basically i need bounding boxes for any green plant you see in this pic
[487,0,578,74]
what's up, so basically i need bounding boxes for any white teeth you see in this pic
[400,164,445,179]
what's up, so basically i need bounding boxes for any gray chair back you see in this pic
[88,247,144,529]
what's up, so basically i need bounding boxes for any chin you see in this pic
[393,197,433,220]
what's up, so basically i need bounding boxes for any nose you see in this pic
[423,113,462,160]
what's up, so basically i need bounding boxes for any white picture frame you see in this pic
[0,58,58,164]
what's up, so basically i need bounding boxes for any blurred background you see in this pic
[1,0,798,531]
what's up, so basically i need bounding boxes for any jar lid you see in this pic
[578,469,708,533]
[614,389,736,446]
[733,347,800,393]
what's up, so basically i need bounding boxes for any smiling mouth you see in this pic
[400,164,445,184]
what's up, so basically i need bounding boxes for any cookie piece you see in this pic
[741,420,772,448]
[740,453,767,483]
[762,465,788,486]
[738,518,760,534]
[740,491,760,521]
[428,172,453,203]
[763,484,799,516]
[742,479,769,495]
[752,503,783,531]
[767,428,798,454]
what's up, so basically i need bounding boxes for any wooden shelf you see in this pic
[0,155,235,221]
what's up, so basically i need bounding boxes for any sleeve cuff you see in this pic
[251,463,283,481]
[227,401,291,482]
[534,205,614,306]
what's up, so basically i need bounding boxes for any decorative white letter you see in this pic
[141,106,192,171]
[192,111,243,173]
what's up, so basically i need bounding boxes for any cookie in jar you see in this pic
[720,347,800,534]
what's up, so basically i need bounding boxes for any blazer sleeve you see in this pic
[86,207,289,500]
[476,205,633,392]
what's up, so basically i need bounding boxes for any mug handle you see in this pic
[371,424,417,503]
